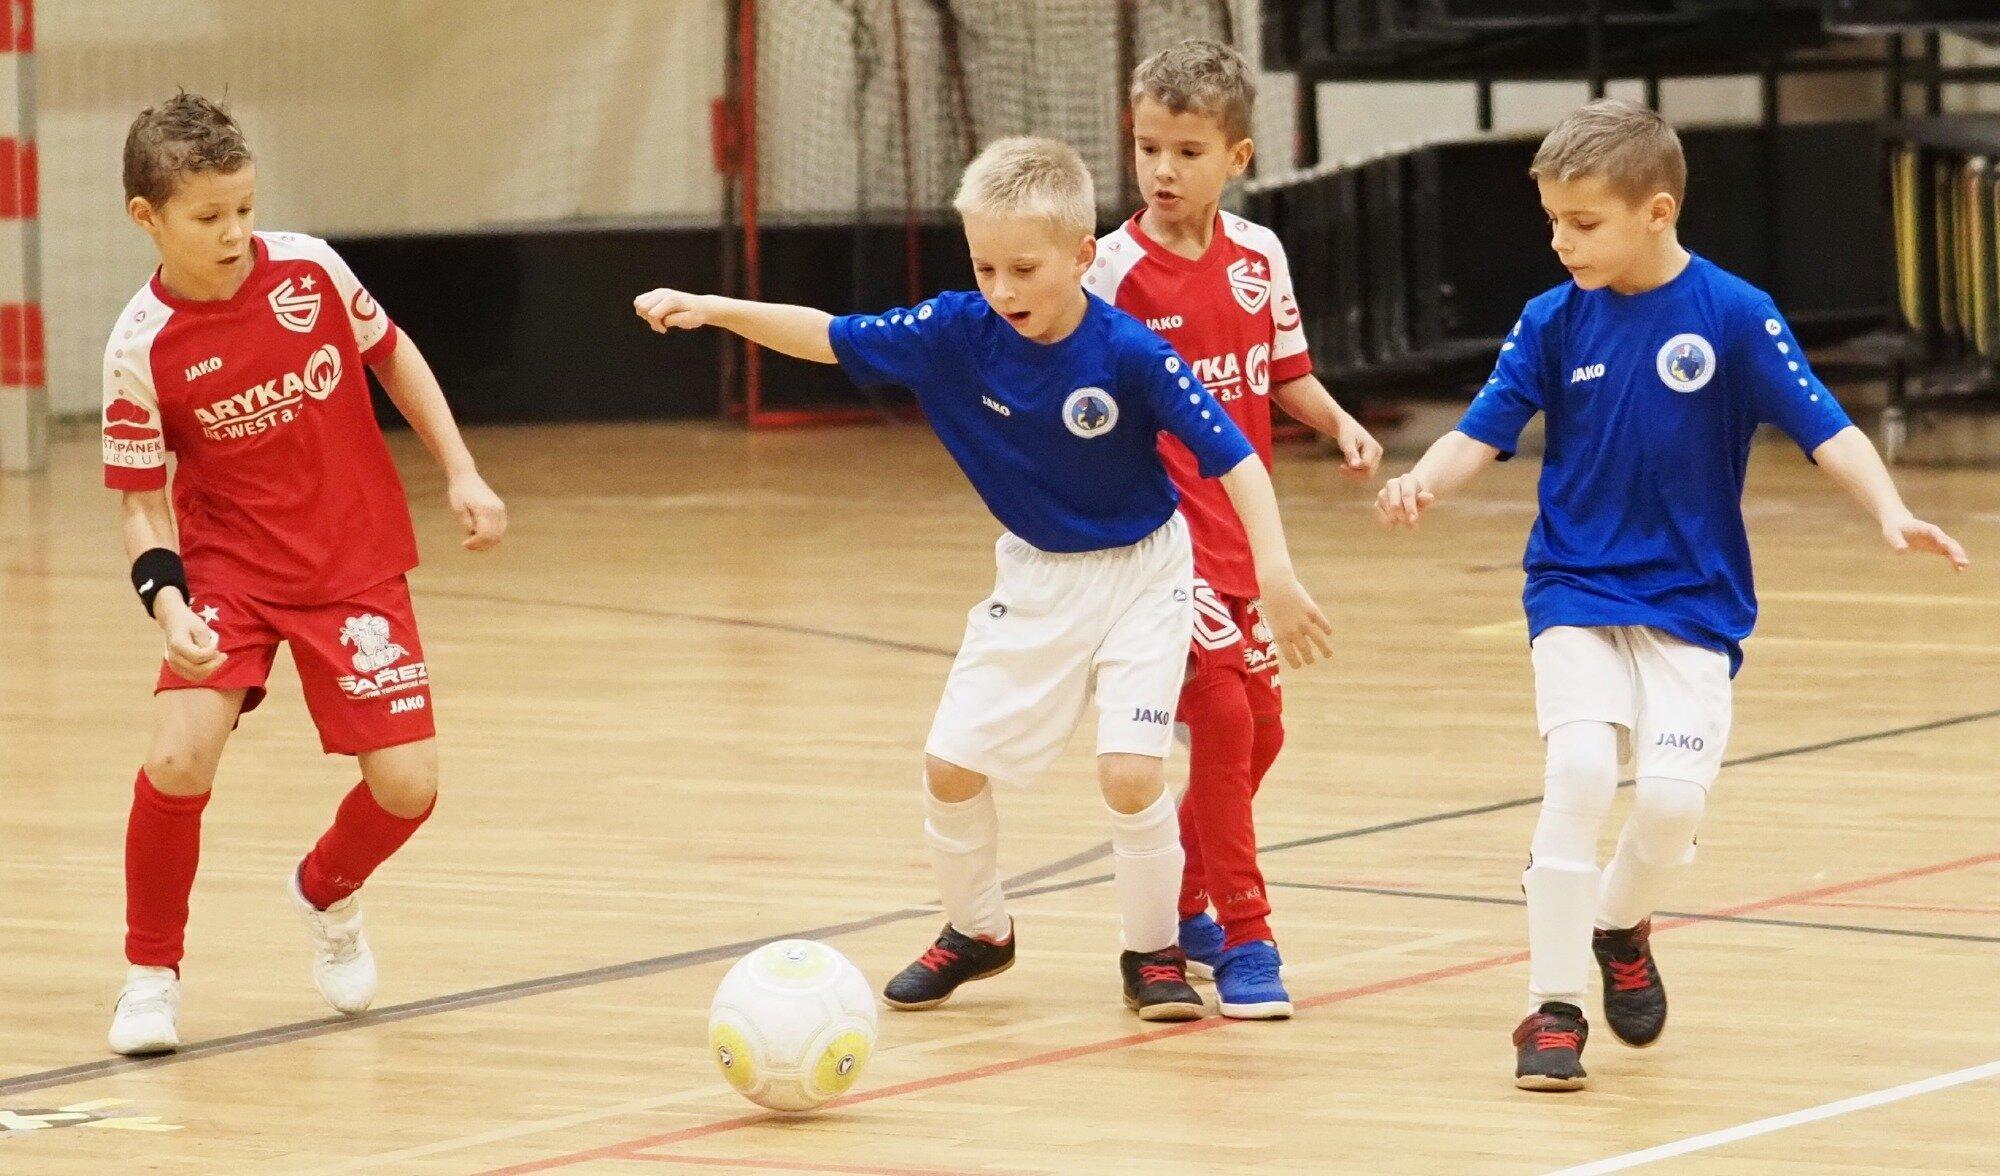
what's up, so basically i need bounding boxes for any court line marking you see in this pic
[426,588,964,661]
[1542,1058,2000,1175]
[1,572,964,663]
[1267,881,2000,945]
[1803,899,2000,916]
[298,1016,1081,1176]
[1258,704,2000,858]
[5,706,1994,1100]
[467,850,2000,1175]
[625,1154,1023,1176]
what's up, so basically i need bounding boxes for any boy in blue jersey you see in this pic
[635,137,1334,1021]
[1377,100,1969,1091]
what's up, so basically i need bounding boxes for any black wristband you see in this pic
[131,548,189,617]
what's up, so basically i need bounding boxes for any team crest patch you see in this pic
[1062,387,1119,438]
[1656,333,1716,393]
[1226,257,1271,315]
[340,613,409,673]
[269,278,322,333]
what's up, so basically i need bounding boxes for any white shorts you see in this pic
[926,514,1194,787]
[1530,624,1733,788]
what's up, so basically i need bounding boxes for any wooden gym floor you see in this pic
[1,418,1996,1174]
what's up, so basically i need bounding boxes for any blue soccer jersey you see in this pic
[830,290,1256,553]
[1455,252,1853,674]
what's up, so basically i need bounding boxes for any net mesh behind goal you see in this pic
[729,0,1237,424]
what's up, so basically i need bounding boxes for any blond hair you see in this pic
[1531,98,1686,209]
[1131,38,1255,143]
[953,136,1095,239]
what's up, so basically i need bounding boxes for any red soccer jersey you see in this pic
[102,231,419,605]
[1086,210,1313,600]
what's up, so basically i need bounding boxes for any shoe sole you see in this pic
[1125,996,1206,1022]
[882,957,1015,1011]
[1184,959,1215,982]
[1515,1073,1589,1092]
[1219,1000,1293,1020]
[109,1038,179,1057]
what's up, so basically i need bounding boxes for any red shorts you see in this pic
[1186,581,1282,717]
[156,575,436,756]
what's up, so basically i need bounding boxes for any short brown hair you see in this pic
[123,90,252,207]
[1130,38,1255,143]
[1531,98,1686,209]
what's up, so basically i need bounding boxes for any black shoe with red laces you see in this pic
[1514,1001,1590,1091]
[1594,918,1668,1047]
[1119,947,1206,1022]
[882,922,1015,1010]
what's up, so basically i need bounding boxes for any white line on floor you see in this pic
[1544,1058,2000,1175]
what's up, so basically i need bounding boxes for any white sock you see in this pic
[1109,791,1183,953]
[1526,721,1619,1011]
[1598,776,1706,931]
[924,784,1010,942]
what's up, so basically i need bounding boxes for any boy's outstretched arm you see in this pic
[1376,431,1503,528]
[373,336,508,551]
[1811,426,1969,570]
[1217,455,1335,668]
[1272,373,1383,479]
[635,289,836,364]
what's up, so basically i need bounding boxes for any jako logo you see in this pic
[185,356,223,381]
[1132,708,1171,725]
[981,395,1012,417]
[1654,732,1705,751]
[1146,315,1184,331]
[1571,363,1606,384]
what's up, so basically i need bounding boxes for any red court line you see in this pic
[1802,900,2000,916]
[476,850,1999,1176]
[626,1152,1022,1176]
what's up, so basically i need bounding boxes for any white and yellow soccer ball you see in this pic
[708,939,879,1112]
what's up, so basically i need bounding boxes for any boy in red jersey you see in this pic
[102,92,507,1055]
[1086,40,1381,1018]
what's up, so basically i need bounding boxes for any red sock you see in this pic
[298,781,434,910]
[1179,668,1272,949]
[126,769,210,974]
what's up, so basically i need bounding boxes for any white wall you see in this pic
[31,4,2000,418]
[38,0,730,416]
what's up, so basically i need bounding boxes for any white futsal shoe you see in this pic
[288,868,378,1014]
[108,965,181,1055]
